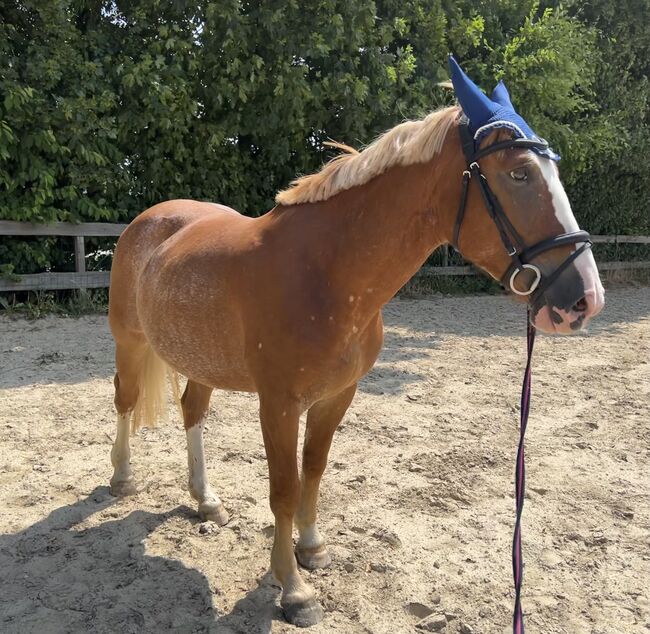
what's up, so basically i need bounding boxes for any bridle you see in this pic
[452,116,592,306]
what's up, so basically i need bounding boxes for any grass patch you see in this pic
[0,289,108,319]
[603,267,650,288]
[399,272,503,298]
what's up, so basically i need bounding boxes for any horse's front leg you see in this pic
[259,394,323,627]
[295,384,357,570]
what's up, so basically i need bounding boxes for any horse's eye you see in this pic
[509,168,528,182]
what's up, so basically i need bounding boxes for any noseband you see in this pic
[452,117,592,305]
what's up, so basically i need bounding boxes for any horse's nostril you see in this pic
[572,297,588,313]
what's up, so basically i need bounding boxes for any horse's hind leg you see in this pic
[295,384,357,570]
[182,380,229,526]
[110,340,147,496]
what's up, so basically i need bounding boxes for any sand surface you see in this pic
[0,288,648,634]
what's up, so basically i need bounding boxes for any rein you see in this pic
[513,312,535,634]
[450,117,590,632]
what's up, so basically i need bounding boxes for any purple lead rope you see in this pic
[513,311,536,634]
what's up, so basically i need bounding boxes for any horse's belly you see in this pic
[147,316,256,392]
[137,267,256,392]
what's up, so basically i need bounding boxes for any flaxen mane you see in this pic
[276,106,459,206]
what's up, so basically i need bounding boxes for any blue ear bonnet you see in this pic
[448,55,560,161]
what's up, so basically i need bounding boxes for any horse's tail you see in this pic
[131,347,183,433]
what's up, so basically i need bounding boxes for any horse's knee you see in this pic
[270,483,300,518]
[302,451,328,480]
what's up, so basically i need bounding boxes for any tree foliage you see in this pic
[562,0,650,234]
[1,0,648,274]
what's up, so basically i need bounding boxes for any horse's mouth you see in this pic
[531,290,604,334]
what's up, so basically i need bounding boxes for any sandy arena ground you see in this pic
[0,288,648,634]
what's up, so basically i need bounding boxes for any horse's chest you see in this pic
[298,315,384,400]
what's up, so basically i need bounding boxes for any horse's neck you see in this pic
[286,157,456,314]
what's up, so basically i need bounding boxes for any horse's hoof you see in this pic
[282,597,324,628]
[296,545,332,570]
[109,478,137,497]
[199,501,229,526]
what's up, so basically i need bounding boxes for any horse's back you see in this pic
[109,199,240,341]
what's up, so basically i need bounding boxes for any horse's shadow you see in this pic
[0,487,281,634]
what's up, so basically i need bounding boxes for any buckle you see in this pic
[509,264,542,296]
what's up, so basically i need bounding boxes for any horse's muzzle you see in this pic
[531,286,604,334]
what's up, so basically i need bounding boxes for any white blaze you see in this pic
[536,157,605,301]
[536,157,580,233]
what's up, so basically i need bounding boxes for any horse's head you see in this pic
[447,56,604,334]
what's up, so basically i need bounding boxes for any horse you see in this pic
[107,92,604,624]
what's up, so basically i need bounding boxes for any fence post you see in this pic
[74,235,87,296]
[74,236,86,273]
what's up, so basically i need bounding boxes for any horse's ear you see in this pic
[448,55,496,126]
[490,80,514,108]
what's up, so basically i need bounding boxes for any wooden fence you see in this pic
[0,220,649,292]
[0,221,126,292]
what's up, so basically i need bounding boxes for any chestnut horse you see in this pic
[108,105,604,626]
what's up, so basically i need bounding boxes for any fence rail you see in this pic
[0,220,126,292]
[0,220,127,237]
[0,221,649,292]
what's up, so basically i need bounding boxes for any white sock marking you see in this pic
[110,412,133,482]
[298,524,325,550]
[186,417,219,504]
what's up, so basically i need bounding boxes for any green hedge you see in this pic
[1,0,648,275]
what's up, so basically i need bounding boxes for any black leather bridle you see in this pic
[452,116,592,307]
